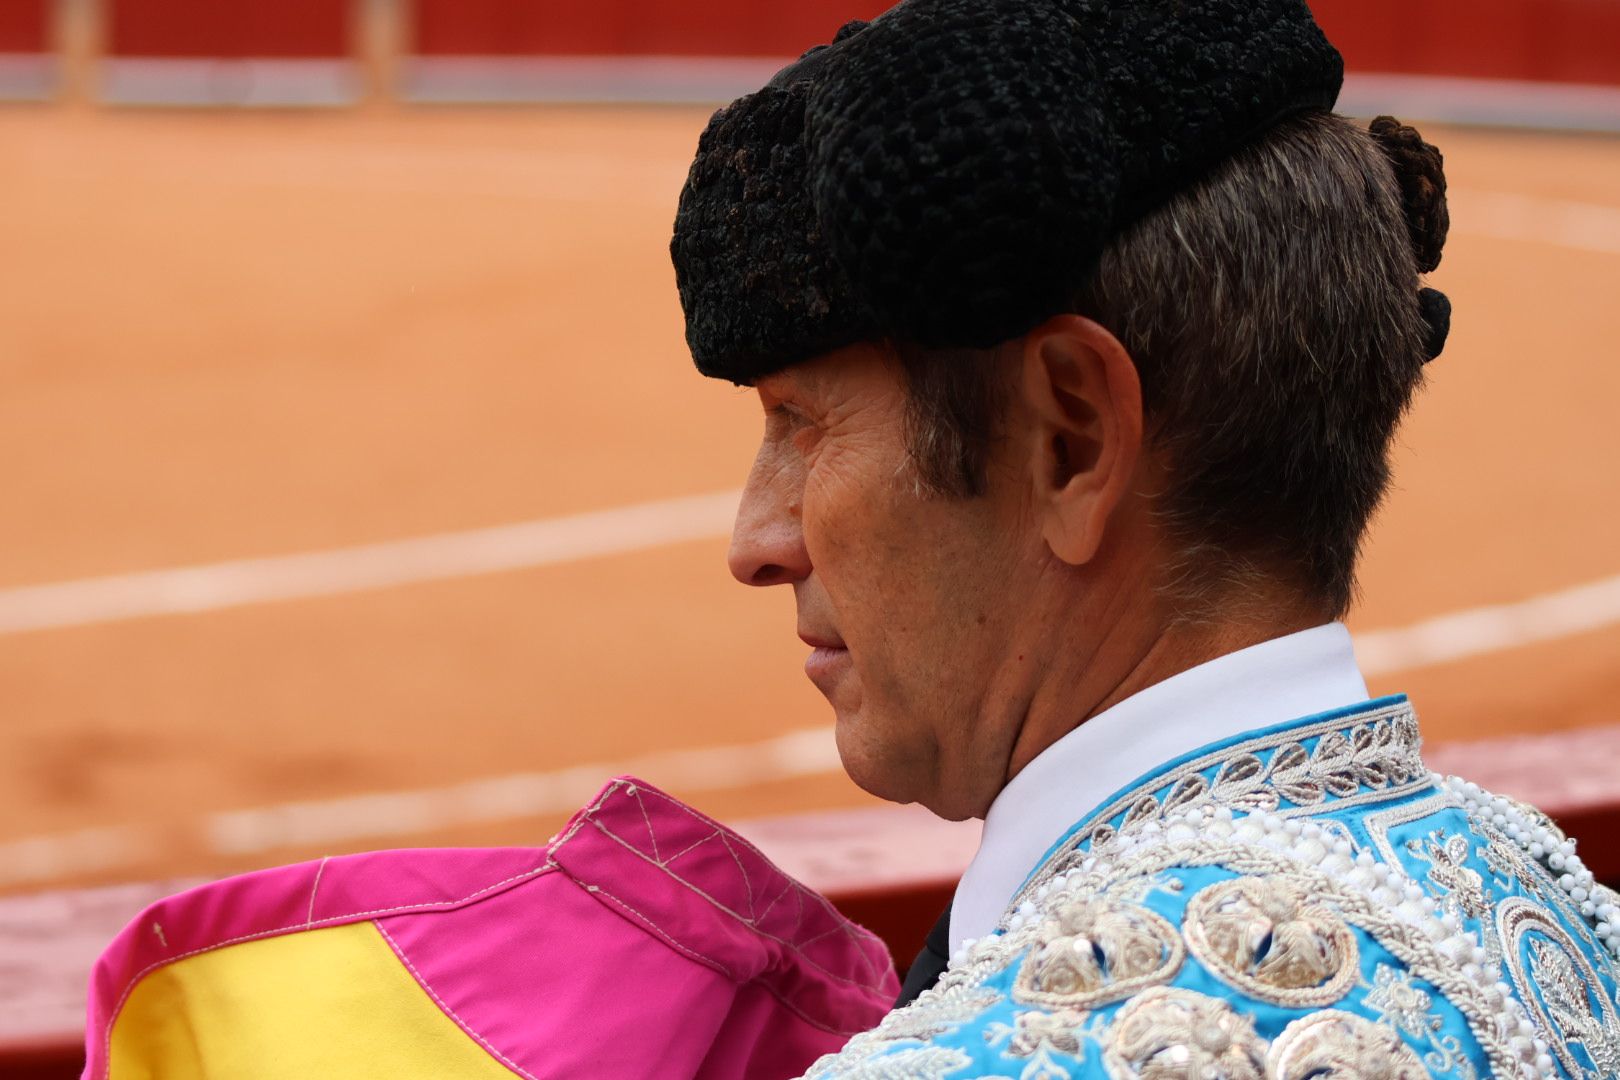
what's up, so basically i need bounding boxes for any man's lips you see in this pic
[799,632,850,689]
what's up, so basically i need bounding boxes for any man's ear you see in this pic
[1018,315,1144,566]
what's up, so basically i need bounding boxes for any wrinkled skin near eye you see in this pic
[727,343,1039,820]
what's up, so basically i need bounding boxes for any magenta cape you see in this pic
[83,777,897,1078]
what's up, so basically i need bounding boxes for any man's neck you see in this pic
[1002,600,1327,788]
[949,620,1372,952]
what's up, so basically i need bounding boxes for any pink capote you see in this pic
[83,776,898,1079]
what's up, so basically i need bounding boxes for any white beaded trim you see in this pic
[1439,772,1620,962]
[965,802,1555,1078]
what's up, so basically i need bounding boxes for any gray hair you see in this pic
[900,110,1431,619]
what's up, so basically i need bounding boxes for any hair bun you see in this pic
[1369,116,1449,274]
[1417,286,1451,361]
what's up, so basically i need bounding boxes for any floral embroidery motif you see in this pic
[1365,963,1436,1040]
[1024,704,1425,898]
[1266,1010,1429,1079]
[1101,987,1267,1079]
[1530,937,1620,1078]
[1183,876,1358,1006]
[1410,831,1491,919]
[1363,964,1480,1079]
[1497,897,1616,1079]
[985,1009,1089,1059]
[1207,715,1422,811]
[804,710,1620,1080]
[1014,896,1184,1010]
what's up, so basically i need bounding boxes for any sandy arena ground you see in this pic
[2,106,1618,894]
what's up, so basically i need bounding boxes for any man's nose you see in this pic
[728,455,812,587]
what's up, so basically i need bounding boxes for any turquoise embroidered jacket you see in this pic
[802,697,1620,1079]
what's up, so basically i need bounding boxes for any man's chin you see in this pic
[832,709,921,807]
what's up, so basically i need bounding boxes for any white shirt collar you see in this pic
[948,622,1370,952]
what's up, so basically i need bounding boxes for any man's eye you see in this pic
[766,404,822,454]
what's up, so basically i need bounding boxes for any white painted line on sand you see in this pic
[1454,189,1620,257]
[1353,572,1620,677]
[0,490,741,636]
[0,827,157,890]
[8,568,1620,884]
[197,570,1620,856]
[206,726,843,857]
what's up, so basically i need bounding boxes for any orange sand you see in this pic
[1,108,1617,892]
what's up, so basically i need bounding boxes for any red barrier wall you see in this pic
[408,0,1620,86]
[411,0,890,57]
[107,0,348,59]
[1292,0,1620,85]
[0,0,48,52]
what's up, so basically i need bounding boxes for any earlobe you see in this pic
[1020,316,1144,567]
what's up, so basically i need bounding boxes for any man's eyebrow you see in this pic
[758,370,807,396]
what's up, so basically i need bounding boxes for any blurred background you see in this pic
[2,0,1619,1074]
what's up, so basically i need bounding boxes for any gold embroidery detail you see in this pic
[1183,876,1358,1006]
[1266,1010,1429,1079]
[1013,896,1183,1009]
[1102,987,1267,1079]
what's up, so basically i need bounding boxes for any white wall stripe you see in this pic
[0,490,741,635]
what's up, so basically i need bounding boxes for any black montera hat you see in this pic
[671,0,1346,384]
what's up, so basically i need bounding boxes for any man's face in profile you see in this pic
[727,342,1038,820]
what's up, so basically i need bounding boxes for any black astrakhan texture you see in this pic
[671,0,1344,384]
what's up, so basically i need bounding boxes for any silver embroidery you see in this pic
[1480,830,1523,892]
[1365,963,1436,1040]
[803,982,1004,1079]
[1018,703,1426,905]
[1100,987,1267,1079]
[1410,830,1491,919]
[1363,964,1480,1079]
[1042,837,1526,1076]
[803,1044,978,1079]
[1266,1010,1429,1079]
[985,1009,1089,1059]
[875,982,1004,1044]
[1498,897,1620,1079]
[1182,875,1358,1007]
[1534,938,1620,1077]
[1014,896,1184,1010]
